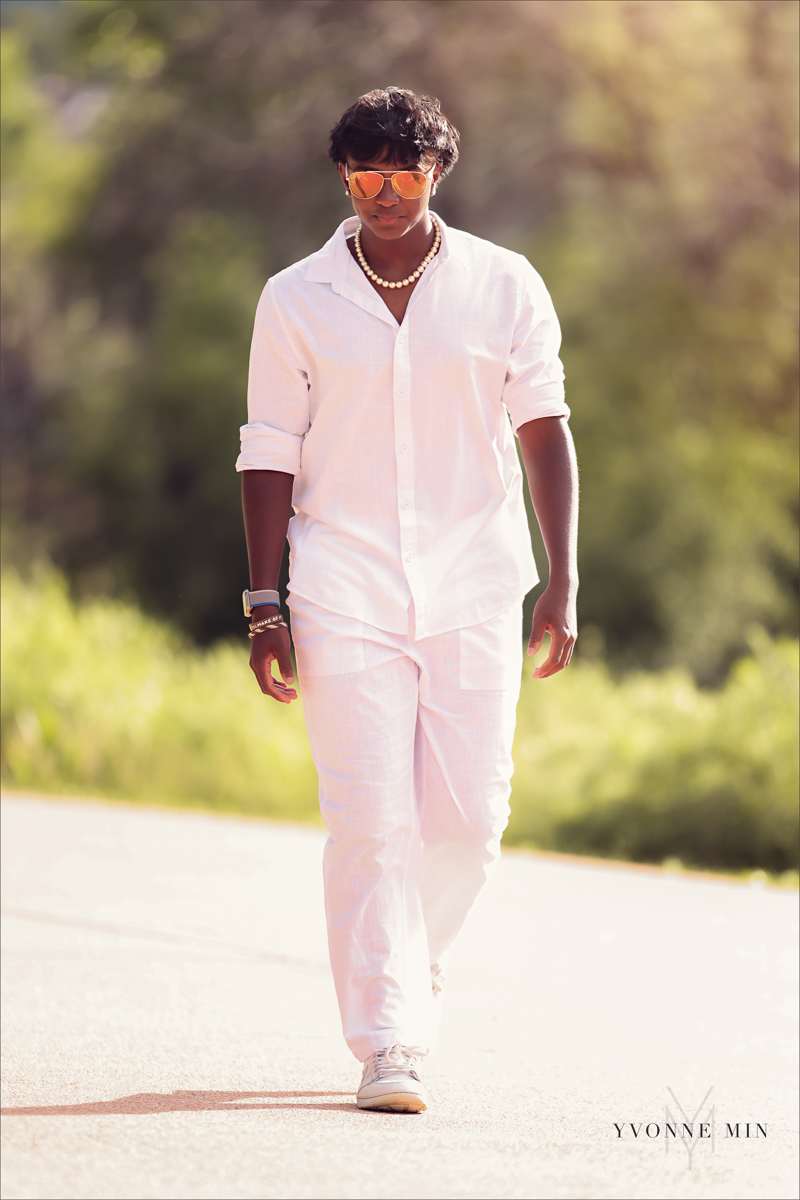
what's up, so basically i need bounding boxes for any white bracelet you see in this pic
[249,613,284,630]
[249,621,287,639]
[248,612,287,638]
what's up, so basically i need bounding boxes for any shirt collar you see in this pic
[304,211,456,288]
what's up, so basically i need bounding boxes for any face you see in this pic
[337,152,442,241]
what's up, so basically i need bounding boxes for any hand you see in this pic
[528,581,578,679]
[249,624,297,703]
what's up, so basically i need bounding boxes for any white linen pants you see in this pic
[289,594,523,1062]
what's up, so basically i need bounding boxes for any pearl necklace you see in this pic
[354,218,441,289]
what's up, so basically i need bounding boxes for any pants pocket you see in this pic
[288,598,367,678]
[458,605,523,691]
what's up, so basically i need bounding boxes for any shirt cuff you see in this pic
[507,385,570,435]
[235,422,303,474]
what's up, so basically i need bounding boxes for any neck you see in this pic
[358,213,436,275]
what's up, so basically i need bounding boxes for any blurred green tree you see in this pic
[60,212,265,639]
[1,0,797,672]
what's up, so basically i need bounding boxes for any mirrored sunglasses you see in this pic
[346,166,431,200]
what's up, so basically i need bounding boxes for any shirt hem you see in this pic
[286,578,537,639]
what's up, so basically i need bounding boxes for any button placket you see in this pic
[392,328,425,628]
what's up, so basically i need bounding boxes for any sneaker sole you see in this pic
[357,1092,427,1113]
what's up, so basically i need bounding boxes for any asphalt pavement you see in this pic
[1,793,797,1200]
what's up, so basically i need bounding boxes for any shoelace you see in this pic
[369,1044,426,1081]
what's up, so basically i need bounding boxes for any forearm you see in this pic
[517,416,579,587]
[241,469,295,591]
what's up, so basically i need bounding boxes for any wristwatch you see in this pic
[242,588,280,618]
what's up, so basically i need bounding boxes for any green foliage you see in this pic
[510,631,799,872]
[1,0,798,676]
[539,235,799,677]
[1,568,318,820]
[2,569,797,873]
[58,213,264,639]
[1,28,101,249]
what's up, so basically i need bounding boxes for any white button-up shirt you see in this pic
[236,214,569,639]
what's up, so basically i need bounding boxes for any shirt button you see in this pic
[400,444,407,453]
[398,390,405,396]
[406,555,412,562]
[403,501,410,509]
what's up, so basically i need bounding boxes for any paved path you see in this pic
[1,794,797,1200]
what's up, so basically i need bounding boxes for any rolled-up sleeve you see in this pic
[503,259,569,434]
[235,281,309,474]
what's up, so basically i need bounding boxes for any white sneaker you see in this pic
[357,1044,427,1112]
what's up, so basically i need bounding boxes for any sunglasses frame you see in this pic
[345,163,434,200]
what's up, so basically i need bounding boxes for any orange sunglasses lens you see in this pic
[348,171,383,199]
[348,170,428,200]
[392,171,428,198]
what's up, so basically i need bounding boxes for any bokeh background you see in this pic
[1,0,797,875]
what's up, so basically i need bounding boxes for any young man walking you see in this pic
[237,88,578,1113]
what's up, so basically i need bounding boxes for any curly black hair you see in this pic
[328,87,460,177]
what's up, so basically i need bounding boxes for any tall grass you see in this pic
[2,568,797,872]
[509,637,798,872]
[1,568,318,821]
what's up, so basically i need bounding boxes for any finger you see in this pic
[532,628,568,678]
[273,632,295,685]
[250,644,297,702]
[261,665,297,703]
[528,609,548,656]
[535,634,575,679]
[532,645,558,678]
[535,645,569,679]
[267,678,298,703]
[553,632,573,672]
